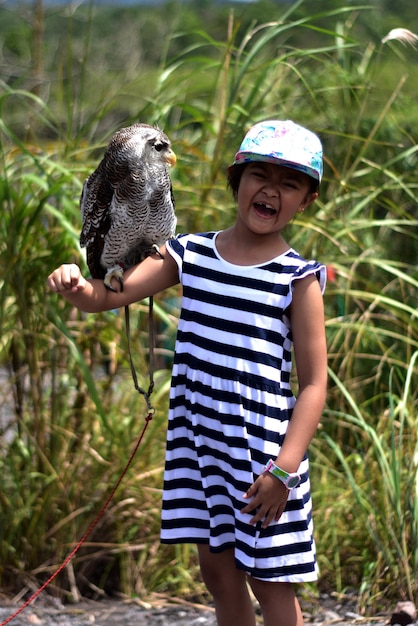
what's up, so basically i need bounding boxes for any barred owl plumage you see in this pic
[80,123,176,290]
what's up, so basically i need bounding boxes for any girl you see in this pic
[47,120,328,626]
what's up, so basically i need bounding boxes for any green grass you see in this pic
[0,0,417,613]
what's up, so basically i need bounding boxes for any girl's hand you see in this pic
[47,264,87,293]
[240,472,289,529]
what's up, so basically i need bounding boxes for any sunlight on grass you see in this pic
[0,0,417,612]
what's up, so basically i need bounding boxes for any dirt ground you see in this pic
[0,592,392,626]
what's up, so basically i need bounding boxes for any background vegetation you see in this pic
[0,0,417,615]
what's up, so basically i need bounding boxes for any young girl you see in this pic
[47,120,328,626]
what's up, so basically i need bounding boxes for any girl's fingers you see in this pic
[47,264,86,292]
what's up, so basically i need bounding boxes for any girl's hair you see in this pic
[227,163,320,199]
[227,163,245,199]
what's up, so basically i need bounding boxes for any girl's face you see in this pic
[236,162,318,236]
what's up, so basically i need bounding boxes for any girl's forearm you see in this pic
[47,249,181,313]
[58,279,117,313]
[275,384,326,473]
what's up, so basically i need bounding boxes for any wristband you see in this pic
[264,459,300,490]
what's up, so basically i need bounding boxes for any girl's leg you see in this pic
[248,577,304,626]
[197,544,256,626]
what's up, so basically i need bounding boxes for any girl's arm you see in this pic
[241,273,327,528]
[46,244,180,312]
[274,273,327,471]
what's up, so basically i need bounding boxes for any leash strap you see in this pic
[124,297,155,413]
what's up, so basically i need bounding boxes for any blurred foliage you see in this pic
[0,0,417,615]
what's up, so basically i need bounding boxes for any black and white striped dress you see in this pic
[160,232,326,583]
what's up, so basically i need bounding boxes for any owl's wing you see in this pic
[79,165,113,279]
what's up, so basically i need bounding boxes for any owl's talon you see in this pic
[152,243,164,259]
[104,265,124,292]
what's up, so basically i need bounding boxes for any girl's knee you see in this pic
[248,577,297,608]
[248,578,303,626]
[197,545,246,597]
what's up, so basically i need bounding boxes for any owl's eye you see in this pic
[154,142,167,152]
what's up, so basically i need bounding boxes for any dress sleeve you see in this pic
[293,261,327,294]
[166,234,188,281]
[283,260,326,313]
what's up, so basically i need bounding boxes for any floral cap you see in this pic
[231,120,323,182]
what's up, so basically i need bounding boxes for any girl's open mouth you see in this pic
[253,202,276,218]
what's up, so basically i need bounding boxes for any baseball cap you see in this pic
[231,120,323,182]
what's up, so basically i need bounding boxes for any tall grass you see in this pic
[314,352,418,608]
[0,0,417,611]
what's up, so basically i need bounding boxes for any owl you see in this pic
[80,123,177,291]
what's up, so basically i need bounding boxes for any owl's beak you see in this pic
[164,150,177,167]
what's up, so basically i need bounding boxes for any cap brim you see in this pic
[230,154,321,181]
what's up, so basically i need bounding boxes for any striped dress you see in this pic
[160,232,326,583]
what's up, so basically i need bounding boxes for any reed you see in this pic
[0,0,417,611]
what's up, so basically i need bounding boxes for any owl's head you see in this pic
[122,123,176,168]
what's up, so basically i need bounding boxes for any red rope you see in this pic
[1,412,153,626]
